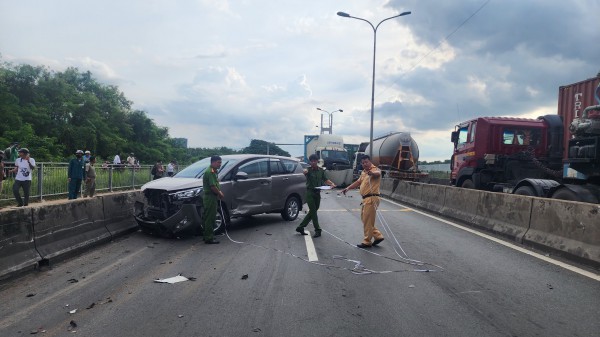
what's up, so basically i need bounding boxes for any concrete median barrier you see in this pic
[390,181,422,206]
[380,178,397,197]
[0,207,40,279]
[524,199,600,264]
[473,192,533,242]
[418,184,447,213]
[101,191,141,237]
[439,187,482,224]
[32,197,110,260]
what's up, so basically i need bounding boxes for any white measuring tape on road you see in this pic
[218,194,443,275]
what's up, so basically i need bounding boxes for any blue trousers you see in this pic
[68,179,82,199]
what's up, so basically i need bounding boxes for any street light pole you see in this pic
[316,108,343,134]
[337,10,411,158]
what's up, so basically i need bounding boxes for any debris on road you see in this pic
[178,315,184,318]
[26,293,36,297]
[69,309,77,314]
[86,303,95,310]
[154,274,189,284]
[409,285,415,288]
[67,278,78,284]
[241,274,248,280]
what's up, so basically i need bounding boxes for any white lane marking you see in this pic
[304,231,319,262]
[382,198,600,282]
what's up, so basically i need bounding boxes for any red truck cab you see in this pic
[451,116,563,192]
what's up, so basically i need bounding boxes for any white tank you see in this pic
[364,132,420,171]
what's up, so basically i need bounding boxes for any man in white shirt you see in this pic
[11,148,36,207]
[113,154,121,166]
[167,161,175,177]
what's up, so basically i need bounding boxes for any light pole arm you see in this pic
[337,10,411,158]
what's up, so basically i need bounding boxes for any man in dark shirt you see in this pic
[68,150,86,200]
[295,154,336,238]
[202,156,224,244]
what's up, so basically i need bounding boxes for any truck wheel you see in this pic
[460,179,475,189]
[551,188,580,202]
[514,186,535,196]
[281,196,300,221]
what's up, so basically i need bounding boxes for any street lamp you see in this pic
[337,10,411,158]
[316,108,343,134]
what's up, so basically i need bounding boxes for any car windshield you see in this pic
[175,157,239,178]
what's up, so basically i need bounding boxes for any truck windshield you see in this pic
[457,126,469,145]
[321,150,348,161]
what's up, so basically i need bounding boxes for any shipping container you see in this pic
[557,75,600,159]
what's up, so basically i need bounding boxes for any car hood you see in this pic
[141,177,203,192]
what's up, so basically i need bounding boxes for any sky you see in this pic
[1,0,598,161]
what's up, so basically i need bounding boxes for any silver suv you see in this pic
[134,154,306,237]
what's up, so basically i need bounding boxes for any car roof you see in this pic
[218,154,300,162]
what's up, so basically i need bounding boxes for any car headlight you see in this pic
[170,187,203,201]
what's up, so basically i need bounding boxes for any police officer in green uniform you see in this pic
[203,155,224,244]
[296,154,336,238]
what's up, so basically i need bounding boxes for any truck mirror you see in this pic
[451,131,459,143]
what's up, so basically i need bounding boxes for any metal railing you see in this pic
[0,163,178,204]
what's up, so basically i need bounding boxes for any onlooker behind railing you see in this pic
[11,148,36,207]
[84,156,97,197]
[0,152,5,195]
[67,150,86,200]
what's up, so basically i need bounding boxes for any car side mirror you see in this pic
[234,171,248,180]
[451,131,459,143]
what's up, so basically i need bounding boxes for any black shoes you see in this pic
[296,227,308,235]
[204,239,220,244]
[312,231,321,238]
[373,238,384,246]
[356,243,372,249]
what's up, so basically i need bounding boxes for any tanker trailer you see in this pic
[363,132,427,180]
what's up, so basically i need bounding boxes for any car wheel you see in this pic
[514,186,535,196]
[460,179,475,189]
[281,196,300,221]
[198,204,229,235]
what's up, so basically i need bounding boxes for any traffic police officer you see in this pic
[343,155,384,248]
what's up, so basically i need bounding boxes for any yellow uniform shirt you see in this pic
[359,165,381,197]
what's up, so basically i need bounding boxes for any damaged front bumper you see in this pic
[134,201,202,237]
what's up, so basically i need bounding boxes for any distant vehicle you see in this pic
[450,75,600,203]
[354,132,426,181]
[134,154,306,237]
[304,134,353,186]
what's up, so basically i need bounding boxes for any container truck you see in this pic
[354,132,427,180]
[450,75,600,203]
[304,134,353,186]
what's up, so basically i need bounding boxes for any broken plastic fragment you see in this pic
[241,274,248,280]
[154,274,189,284]
[69,309,77,314]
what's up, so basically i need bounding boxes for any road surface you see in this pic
[1,189,598,336]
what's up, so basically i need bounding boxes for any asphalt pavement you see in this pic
[0,189,598,337]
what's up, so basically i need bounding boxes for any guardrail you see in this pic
[0,163,179,205]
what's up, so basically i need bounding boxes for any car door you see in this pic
[230,158,271,216]
[269,159,289,211]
